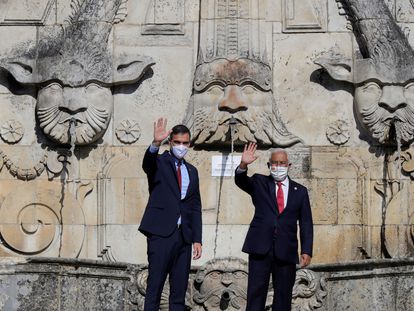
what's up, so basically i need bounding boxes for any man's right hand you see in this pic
[152,117,171,147]
[239,142,258,169]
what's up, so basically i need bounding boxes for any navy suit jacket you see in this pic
[139,147,202,244]
[235,170,313,264]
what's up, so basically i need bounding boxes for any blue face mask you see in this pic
[171,145,188,159]
[270,166,288,181]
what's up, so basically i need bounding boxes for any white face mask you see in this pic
[171,145,188,159]
[270,166,288,181]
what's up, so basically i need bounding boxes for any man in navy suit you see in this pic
[234,143,313,311]
[139,118,202,311]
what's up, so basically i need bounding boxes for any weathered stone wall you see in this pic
[0,257,412,311]
[0,0,413,268]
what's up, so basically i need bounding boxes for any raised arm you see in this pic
[234,142,258,194]
[142,117,171,175]
[152,117,171,148]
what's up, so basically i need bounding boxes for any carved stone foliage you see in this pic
[0,182,91,257]
[0,148,73,181]
[0,120,24,143]
[292,269,327,310]
[184,0,301,148]
[0,0,154,146]
[374,151,414,258]
[0,149,47,181]
[326,120,350,145]
[401,149,414,178]
[116,120,141,144]
[400,149,414,254]
[315,0,414,147]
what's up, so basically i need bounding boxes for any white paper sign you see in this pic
[211,155,241,177]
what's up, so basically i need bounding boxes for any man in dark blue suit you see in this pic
[234,143,313,311]
[139,118,202,311]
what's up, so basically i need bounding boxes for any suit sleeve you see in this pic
[142,147,158,192]
[234,167,254,194]
[299,188,313,257]
[191,169,202,244]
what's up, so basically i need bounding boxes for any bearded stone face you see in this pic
[185,58,301,147]
[194,268,248,310]
[189,84,280,145]
[37,82,112,145]
[354,81,414,145]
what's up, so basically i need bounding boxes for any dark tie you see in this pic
[277,182,284,214]
[177,161,182,191]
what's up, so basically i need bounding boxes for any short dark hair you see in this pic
[169,124,191,140]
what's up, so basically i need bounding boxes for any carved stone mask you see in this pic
[315,0,414,146]
[37,82,113,144]
[184,58,301,147]
[183,0,301,148]
[194,258,248,310]
[316,57,414,146]
[0,1,154,145]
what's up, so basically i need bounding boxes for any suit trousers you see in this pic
[144,228,192,311]
[246,250,296,311]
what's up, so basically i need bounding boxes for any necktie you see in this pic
[277,182,284,214]
[177,161,182,191]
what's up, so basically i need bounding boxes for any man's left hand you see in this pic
[192,243,202,260]
[300,254,311,268]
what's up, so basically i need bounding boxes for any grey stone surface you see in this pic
[0,257,412,310]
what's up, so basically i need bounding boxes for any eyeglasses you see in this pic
[171,140,190,146]
[269,161,289,167]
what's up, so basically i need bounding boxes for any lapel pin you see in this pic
[294,187,297,190]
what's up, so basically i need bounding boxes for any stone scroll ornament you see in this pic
[183,0,301,147]
[315,0,414,147]
[0,0,154,145]
[291,269,327,311]
[0,181,91,257]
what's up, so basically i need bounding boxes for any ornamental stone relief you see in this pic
[128,258,326,310]
[0,119,24,143]
[291,269,327,311]
[315,0,414,147]
[314,0,414,257]
[325,120,350,146]
[142,0,185,35]
[0,149,47,181]
[0,147,74,181]
[116,120,141,144]
[0,0,154,146]
[193,257,249,310]
[184,0,301,148]
[0,181,91,257]
[282,0,327,32]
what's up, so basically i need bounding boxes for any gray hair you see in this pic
[269,148,289,161]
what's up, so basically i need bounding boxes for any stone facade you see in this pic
[0,0,413,273]
[0,257,412,310]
